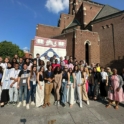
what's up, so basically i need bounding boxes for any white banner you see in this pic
[34,36,67,60]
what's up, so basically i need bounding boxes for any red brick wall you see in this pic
[59,14,75,29]
[52,32,74,57]
[92,13,124,69]
[30,39,34,56]
[82,2,103,27]
[36,24,62,38]
[75,29,100,64]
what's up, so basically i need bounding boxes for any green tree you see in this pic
[0,41,25,59]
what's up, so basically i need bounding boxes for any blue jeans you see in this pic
[88,84,94,97]
[26,81,36,104]
[19,85,27,102]
[61,81,67,104]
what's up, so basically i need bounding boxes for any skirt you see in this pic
[1,89,9,103]
[36,81,44,107]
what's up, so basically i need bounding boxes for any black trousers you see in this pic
[1,89,9,103]
[100,80,108,97]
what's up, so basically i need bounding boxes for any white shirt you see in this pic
[27,63,33,70]
[101,72,108,80]
[0,63,7,69]
[43,59,49,71]
[10,68,20,87]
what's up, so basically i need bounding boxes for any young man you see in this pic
[9,63,20,105]
[43,55,49,71]
[19,57,24,70]
[35,53,40,67]
[17,64,30,108]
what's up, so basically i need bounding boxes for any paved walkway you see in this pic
[0,95,124,124]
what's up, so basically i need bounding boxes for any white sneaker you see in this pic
[80,103,83,108]
[23,100,26,107]
[17,102,22,108]
[54,101,57,106]
[26,104,30,109]
[31,101,35,106]
[87,100,90,105]
[57,101,60,106]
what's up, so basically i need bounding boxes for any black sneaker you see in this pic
[13,102,17,106]
[9,102,13,105]
[61,103,66,107]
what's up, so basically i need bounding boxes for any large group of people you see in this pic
[0,53,124,110]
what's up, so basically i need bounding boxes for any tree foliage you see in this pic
[0,41,25,59]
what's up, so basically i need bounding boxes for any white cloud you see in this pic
[45,0,69,14]
[23,47,29,50]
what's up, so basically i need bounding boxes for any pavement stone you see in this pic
[1,95,124,124]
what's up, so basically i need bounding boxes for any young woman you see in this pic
[53,66,62,106]
[26,66,37,109]
[82,67,90,105]
[36,66,45,107]
[0,66,3,101]
[74,65,83,108]
[11,58,17,68]
[106,69,124,109]
[92,67,102,100]
[1,62,12,107]
[67,68,75,108]
[25,58,33,71]
[32,59,40,72]
[42,65,54,108]
[3,57,10,69]
[100,67,108,100]
[61,66,69,107]
[88,68,94,99]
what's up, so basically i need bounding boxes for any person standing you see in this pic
[19,57,24,71]
[0,57,5,69]
[100,67,108,100]
[60,57,65,70]
[3,57,10,69]
[24,58,33,71]
[106,68,124,109]
[82,67,90,105]
[0,66,3,102]
[61,66,69,107]
[43,55,49,71]
[120,68,124,92]
[92,67,102,100]
[53,66,62,106]
[26,66,37,109]
[52,59,60,71]
[36,66,45,107]
[74,65,83,108]
[9,63,20,105]
[42,65,54,108]
[17,64,30,108]
[35,53,41,67]
[67,68,75,108]
[63,56,68,65]
[1,62,12,107]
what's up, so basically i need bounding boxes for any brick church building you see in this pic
[31,0,124,70]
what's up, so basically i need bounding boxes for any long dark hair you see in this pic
[0,66,3,74]
[73,65,79,73]
[30,66,37,78]
[24,58,30,66]
[68,68,73,75]
[54,66,62,75]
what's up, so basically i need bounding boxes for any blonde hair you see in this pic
[83,67,89,75]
